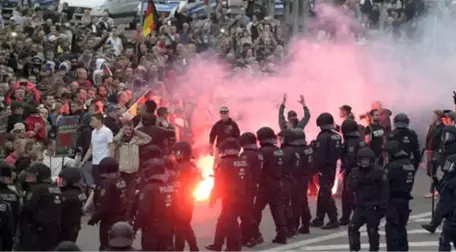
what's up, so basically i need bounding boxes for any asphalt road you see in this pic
[76,166,437,251]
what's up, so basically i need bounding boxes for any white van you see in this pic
[59,0,106,24]
[98,0,180,29]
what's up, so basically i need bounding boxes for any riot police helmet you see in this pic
[0,162,13,185]
[441,126,456,145]
[55,241,82,251]
[316,113,335,127]
[256,127,276,144]
[393,113,410,128]
[108,221,135,248]
[99,157,119,175]
[239,132,257,147]
[172,141,193,160]
[219,138,241,157]
[341,119,358,135]
[58,168,82,185]
[28,163,52,183]
[357,147,376,168]
[144,158,166,179]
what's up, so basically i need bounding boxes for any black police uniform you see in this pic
[422,126,456,234]
[383,140,416,251]
[347,147,389,252]
[20,164,62,251]
[59,168,86,242]
[339,120,365,225]
[279,129,301,237]
[433,154,456,251]
[311,113,342,229]
[0,163,20,232]
[291,129,313,234]
[252,127,288,244]
[0,196,14,251]
[88,158,128,251]
[134,158,176,251]
[172,141,200,252]
[209,138,248,251]
[239,132,263,246]
[388,113,421,168]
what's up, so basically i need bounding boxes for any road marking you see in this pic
[298,241,439,251]
[412,217,432,223]
[360,228,441,236]
[267,211,432,251]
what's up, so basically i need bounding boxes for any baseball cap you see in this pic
[220,106,229,113]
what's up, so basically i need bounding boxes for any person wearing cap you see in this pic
[278,94,311,131]
[209,106,241,166]
[423,110,445,198]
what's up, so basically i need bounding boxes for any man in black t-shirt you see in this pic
[364,109,386,165]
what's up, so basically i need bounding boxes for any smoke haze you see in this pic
[172,5,456,149]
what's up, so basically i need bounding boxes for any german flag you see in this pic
[143,0,159,37]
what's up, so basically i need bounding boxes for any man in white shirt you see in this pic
[81,113,114,185]
[42,139,77,182]
[107,29,123,57]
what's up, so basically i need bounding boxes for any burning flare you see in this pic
[192,154,341,201]
[193,155,215,201]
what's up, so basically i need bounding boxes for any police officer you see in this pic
[209,138,248,251]
[388,113,421,168]
[279,129,300,237]
[339,119,365,225]
[292,129,313,234]
[0,194,14,251]
[134,157,175,251]
[239,132,263,246]
[88,157,128,251]
[433,154,456,251]
[251,127,288,245]
[347,147,389,252]
[59,168,86,242]
[106,221,137,251]
[172,141,200,251]
[422,125,456,234]
[20,164,62,251]
[383,140,416,251]
[0,163,20,232]
[310,113,342,229]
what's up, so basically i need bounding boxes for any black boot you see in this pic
[298,226,310,234]
[321,221,339,230]
[310,218,324,227]
[245,235,264,248]
[272,236,287,244]
[205,244,222,251]
[421,223,436,234]
[338,218,350,226]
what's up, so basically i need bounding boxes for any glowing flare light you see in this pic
[192,154,341,201]
[193,155,215,201]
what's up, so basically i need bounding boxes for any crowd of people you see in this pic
[0,0,451,251]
